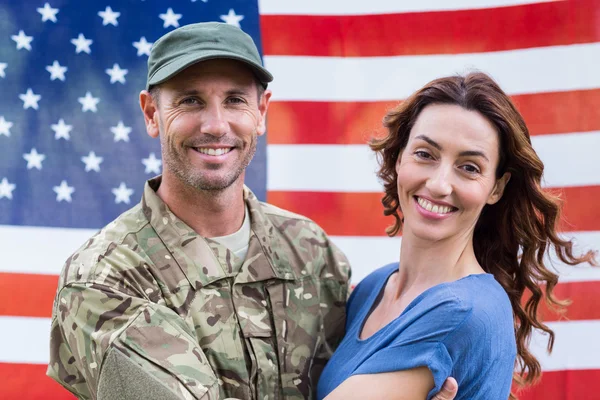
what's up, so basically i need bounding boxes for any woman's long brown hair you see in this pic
[370,72,597,395]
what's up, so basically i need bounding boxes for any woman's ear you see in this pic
[487,172,511,205]
[395,149,404,174]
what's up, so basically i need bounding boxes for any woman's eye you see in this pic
[415,151,433,159]
[461,164,480,174]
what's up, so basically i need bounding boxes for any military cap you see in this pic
[146,22,273,89]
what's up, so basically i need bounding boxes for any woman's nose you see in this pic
[425,166,453,197]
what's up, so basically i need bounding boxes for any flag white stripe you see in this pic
[1,223,598,282]
[0,225,97,275]
[0,317,50,364]
[267,131,600,192]
[532,320,600,372]
[264,43,600,101]
[258,0,558,15]
[332,231,600,283]
[2,317,597,369]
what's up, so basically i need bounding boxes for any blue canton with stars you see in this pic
[0,0,266,229]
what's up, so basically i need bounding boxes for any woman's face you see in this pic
[396,103,510,243]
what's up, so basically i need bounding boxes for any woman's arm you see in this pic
[324,367,434,400]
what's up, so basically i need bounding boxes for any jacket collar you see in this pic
[142,176,297,289]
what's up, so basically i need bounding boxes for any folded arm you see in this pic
[324,367,433,400]
[324,369,458,400]
[48,282,219,399]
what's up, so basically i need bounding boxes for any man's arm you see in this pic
[324,369,458,400]
[48,282,219,399]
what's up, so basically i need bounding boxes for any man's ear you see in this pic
[140,90,160,139]
[487,172,511,205]
[256,89,272,136]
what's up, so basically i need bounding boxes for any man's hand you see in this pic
[431,377,458,400]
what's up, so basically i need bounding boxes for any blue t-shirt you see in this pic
[317,263,516,400]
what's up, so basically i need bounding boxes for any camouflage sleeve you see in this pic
[48,282,219,400]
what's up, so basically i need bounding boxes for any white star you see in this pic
[220,9,244,28]
[46,60,67,81]
[71,33,93,54]
[0,178,16,200]
[51,119,72,140]
[112,182,134,204]
[23,148,46,170]
[159,8,182,28]
[11,30,33,51]
[81,151,103,172]
[0,63,6,78]
[37,3,59,23]
[53,180,75,202]
[78,92,100,112]
[105,63,128,84]
[142,153,162,174]
[0,116,13,137]
[111,121,131,142]
[133,37,153,57]
[19,88,41,110]
[98,6,120,26]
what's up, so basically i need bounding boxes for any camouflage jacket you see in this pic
[47,177,350,400]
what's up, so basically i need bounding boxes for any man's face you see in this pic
[142,59,271,192]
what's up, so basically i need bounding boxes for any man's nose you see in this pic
[201,105,228,137]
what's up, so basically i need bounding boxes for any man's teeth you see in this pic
[197,147,232,156]
[416,197,454,214]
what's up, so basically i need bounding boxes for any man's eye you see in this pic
[228,97,244,104]
[181,98,198,105]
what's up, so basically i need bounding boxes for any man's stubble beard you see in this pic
[159,120,258,193]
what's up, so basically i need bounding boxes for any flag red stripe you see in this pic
[517,369,600,400]
[267,89,600,145]
[2,264,598,321]
[0,273,57,318]
[267,185,600,236]
[261,0,600,57]
[535,281,600,323]
[0,363,75,399]
[1,362,597,400]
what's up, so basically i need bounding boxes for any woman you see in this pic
[316,72,597,399]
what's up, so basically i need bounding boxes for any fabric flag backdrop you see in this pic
[0,0,598,398]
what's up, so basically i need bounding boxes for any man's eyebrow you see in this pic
[414,134,489,161]
[174,89,200,97]
[225,88,251,96]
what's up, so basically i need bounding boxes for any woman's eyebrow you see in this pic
[414,134,489,161]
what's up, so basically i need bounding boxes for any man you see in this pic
[47,22,458,399]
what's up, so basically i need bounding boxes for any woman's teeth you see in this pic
[416,197,454,214]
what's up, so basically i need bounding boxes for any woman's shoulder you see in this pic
[390,275,513,339]
[436,274,515,352]
[447,274,513,320]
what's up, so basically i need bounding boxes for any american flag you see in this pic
[1,0,599,398]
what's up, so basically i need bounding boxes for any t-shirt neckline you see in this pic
[356,265,492,342]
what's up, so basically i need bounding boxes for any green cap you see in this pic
[146,22,273,90]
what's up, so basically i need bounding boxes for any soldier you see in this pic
[47,22,458,400]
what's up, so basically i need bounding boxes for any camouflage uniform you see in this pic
[47,177,350,400]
